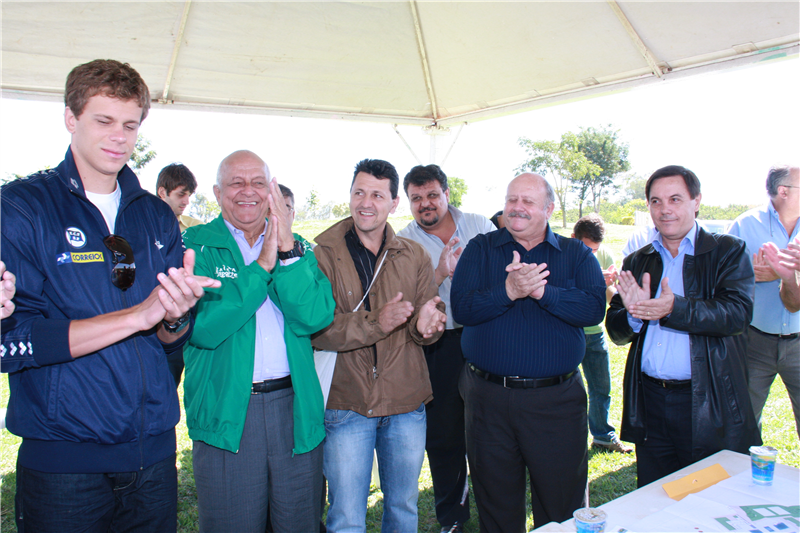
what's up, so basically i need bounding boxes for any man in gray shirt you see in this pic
[398,164,494,533]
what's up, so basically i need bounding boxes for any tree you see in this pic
[575,125,630,213]
[620,172,647,202]
[332,202,350,218]
[517,133,600,228]
[446,176,467,208]
[188,192,221,222]
[130,135,157,175]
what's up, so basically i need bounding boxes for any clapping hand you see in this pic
[505,251,549,300]
[416,296,446,338]
[618,270,674,321]
[434,237,463,285]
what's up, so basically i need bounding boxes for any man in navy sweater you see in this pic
[1,59,218,532]
[452,173,606,532]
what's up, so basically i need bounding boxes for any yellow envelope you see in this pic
[662,463,730,501]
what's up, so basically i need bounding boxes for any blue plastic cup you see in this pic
[574,507,607,533]
[749,445,778,486]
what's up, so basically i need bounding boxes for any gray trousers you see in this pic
[746,326,800,440]
[192,387,323,533]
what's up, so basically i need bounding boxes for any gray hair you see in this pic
[766,165,798,197]
[542,179,556,206]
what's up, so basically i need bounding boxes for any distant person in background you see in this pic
[397,164,494,533]
[727,165,800,439]
[279,183,296,226]
[0,261,16,319]
[623,223,657,258]
[489,209,505,229]
[607,165,759,487]
[157,163,203,232]
[156,162,204,386]
[571,214,633,454]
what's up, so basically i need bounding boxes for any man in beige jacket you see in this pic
[313,158,446,533]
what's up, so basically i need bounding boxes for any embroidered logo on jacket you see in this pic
[57,251,104,265]
[215,265,238,279]
[154,240,164,250]
[66,227,87,248]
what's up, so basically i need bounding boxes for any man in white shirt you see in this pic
[397,164,494,533]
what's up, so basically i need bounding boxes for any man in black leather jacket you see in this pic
[606,165,760,487]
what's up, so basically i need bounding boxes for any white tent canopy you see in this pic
[2,1,798,128]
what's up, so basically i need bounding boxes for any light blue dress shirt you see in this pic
[628,222,698,380]
[397,205,494,329]
[223,219,291,382]
[727,202,800,335]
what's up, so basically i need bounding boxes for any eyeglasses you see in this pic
[103,234,136,291]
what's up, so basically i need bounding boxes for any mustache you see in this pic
[507,211,531,220]
[418,206,437,213]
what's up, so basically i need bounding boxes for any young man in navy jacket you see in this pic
[1,59,218,532]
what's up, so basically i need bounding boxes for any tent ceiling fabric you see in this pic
[2,1,798,126]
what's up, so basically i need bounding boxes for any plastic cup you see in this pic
[750,445,778,486]
[574,507,607,533]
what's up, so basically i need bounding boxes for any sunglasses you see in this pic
[103,234,136,291]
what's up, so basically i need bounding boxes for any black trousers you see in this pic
[636,377,693,487]
[460,364,588,533]
[424,329,471,528]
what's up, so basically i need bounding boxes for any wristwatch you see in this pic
[278,239,305,260]
[162,311,191,334]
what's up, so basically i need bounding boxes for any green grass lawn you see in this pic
[2,221,798,532]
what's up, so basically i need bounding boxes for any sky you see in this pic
[1,56,798,219]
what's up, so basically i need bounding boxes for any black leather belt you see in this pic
[252,375,292,394]
[750,325,800,340]
[643,373,691,390]
[468,363,575,389]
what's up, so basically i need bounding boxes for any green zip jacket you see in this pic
[182,215,335,454]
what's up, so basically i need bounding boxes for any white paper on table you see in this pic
[699,470,799,508]
[628,494,737,532]
[626,471,800,533]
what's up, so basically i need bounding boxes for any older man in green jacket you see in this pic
[183,150,334,533]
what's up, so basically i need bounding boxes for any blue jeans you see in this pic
[581,332,616,442]
[323,404,426,533]
[15,453,177,533]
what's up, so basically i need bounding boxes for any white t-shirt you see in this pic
[85,183,122,234]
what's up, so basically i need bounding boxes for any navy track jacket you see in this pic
[1,148,185,473]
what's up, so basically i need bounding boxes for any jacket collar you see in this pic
[640,222,715,256]
[58,147,148,208]
[187,214,246,248]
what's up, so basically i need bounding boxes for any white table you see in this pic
[534,449,800,532]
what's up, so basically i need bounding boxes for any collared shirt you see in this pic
[628,223,697,380]
[223,218,290,381]
[344,227,386,313]
[398,205,494,329]
[728,202,800,335]
[451,225,606,378]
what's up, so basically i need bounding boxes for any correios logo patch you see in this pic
[65,227,87,248]
[57,251,104,265]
